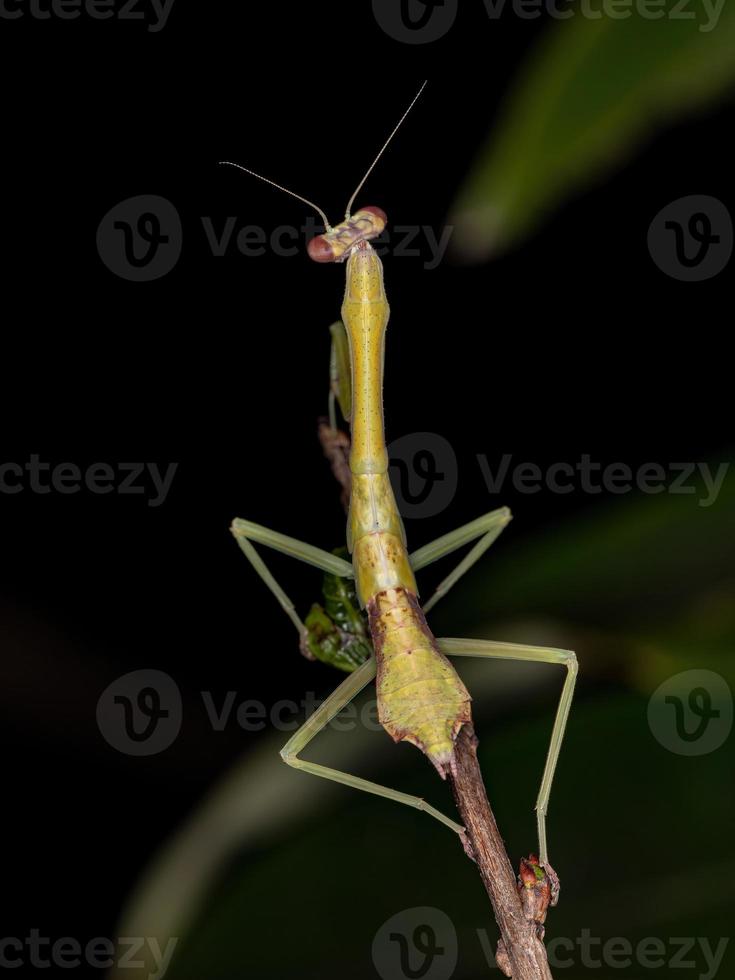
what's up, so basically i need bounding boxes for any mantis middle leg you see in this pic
[409,506,512,613]
[230,517,353,634]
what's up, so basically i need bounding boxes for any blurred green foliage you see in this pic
[111,465,734,980]
[451,1,735,259]
[164,693,735,979]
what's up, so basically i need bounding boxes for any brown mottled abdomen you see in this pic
[368,587,471,778]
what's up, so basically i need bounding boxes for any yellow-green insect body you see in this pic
[229,83,577,868]
[342,242,471,777]
[370,587,471,777]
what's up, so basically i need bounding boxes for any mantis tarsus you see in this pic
[224,84,577,872]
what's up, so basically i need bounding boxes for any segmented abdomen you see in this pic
[368,587,471,778]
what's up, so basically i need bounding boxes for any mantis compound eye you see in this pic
[360,205,387,226]
[307,235,336,263]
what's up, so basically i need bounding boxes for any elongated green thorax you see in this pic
[342,243,471,777]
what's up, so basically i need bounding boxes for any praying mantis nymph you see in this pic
[222,83,577,872]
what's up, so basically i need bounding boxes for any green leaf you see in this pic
[302,547,372,672]
[451,2,735,259]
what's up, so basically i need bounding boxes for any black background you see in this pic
[0,0,732,971]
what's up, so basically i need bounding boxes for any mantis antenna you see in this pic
[343,80,428,220]
[219,80,427,232]
[218,160,333,231]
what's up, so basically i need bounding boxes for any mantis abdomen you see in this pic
[342,242,471,779]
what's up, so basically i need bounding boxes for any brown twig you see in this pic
[317,418,352,511]
[449,727,554,980]
[318,422,557,980]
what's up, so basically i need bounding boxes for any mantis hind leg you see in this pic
[280,657,465,837]
[438,637,578,868]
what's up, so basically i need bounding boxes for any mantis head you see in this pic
[220,82,424,265]
[307,206,388,264]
